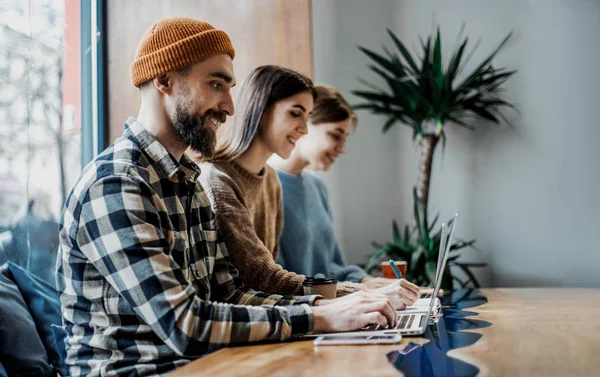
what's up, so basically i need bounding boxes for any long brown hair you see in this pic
[212,65,316,161]
[310,86,357,128]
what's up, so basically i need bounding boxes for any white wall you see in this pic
[312,0,405,267]
[311,0,600,288]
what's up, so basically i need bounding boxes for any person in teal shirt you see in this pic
[271,86,399,289]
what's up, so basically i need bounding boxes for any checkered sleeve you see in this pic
[76,172,314,356]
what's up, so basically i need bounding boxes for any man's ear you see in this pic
[153,73,173,95]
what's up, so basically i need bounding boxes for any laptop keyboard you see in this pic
[397,314,415,329]
[361,314,419,331]
[420,293,433,299]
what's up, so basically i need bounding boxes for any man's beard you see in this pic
[172,102,227,158]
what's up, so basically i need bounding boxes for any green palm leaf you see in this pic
[386,29,419,74]
[446,38,468,82]
[358,24,511,289]
[358,46,401,77]
[381,117,397,133]
[353,26,515,134]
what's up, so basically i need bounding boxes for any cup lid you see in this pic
[303,277,337,286]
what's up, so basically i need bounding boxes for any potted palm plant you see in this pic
[354,26,516,289]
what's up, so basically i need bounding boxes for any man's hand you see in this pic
[311,291,397,333]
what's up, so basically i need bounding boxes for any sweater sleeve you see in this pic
[329,243,368,283]
[272,179,285,261]
[314,176,368,283]
[200,170,306,296]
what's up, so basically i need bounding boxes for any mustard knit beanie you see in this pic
[130,17,235,87]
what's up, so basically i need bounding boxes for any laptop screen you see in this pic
[425,213,459,317]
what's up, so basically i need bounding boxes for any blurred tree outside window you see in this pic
[0,0,81,286]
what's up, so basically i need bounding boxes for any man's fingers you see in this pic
[380,299,397,328]
[384,299,397,327]
[360,300,397,328]
[361,312,388,329]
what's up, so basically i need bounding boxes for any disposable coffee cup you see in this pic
[302,277,337,299]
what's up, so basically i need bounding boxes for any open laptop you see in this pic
[305,217,456,338]
[405,213,459,312]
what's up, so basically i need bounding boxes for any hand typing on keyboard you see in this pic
[362,313,417,331]
[312,290,397,332]
[362,323,386,331]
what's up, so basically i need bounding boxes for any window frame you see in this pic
[81,0,107,166]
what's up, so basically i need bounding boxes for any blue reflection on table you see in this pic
[387,289,491,377]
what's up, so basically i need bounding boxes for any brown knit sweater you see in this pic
[198,160,305,295]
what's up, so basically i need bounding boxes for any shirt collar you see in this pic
[123,117,201,181]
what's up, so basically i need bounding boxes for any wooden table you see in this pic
[170,289,600,376]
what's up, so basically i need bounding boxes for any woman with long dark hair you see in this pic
[199,66,419,305]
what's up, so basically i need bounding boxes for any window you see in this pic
[0,0,84,286]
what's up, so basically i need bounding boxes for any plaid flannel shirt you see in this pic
[56,118,318,377]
